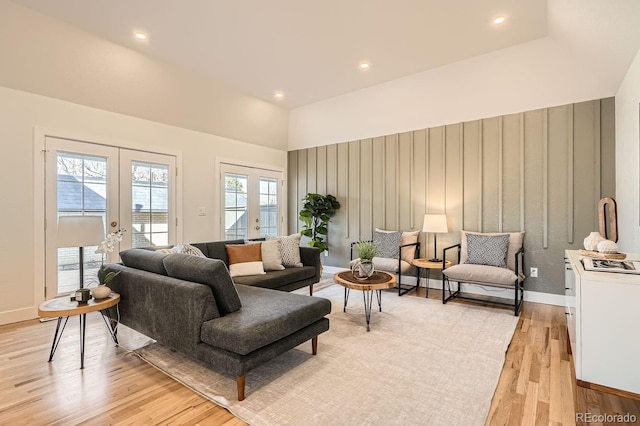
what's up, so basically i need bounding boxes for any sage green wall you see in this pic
[288,98,615,295]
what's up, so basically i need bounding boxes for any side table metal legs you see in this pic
[46,308,118,369]
[100,308,119,345]
[48,316,70,362]
[343,288,384,332]
[79,313,86,369]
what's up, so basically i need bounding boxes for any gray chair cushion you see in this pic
[200,285,331,355]
[443,264,519,288]
[119,248,169,275]
[350,257,414,274]
[163,253,242,314]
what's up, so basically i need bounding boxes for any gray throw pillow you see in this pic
[373,230,402,259]
[245,239,285,271]
[465,233,510,268]
[266,233,303,267]
[163,253,242,314]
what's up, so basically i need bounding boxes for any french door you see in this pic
[44,137,176,298]
[221,163,283,240]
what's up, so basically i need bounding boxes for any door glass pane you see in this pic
[56,152,106,293]
[225,173,248,239]
[131,162,169,248]
[259,177,278,237]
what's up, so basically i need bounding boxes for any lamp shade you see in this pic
[422,214,448,233]
[57,215,105,248]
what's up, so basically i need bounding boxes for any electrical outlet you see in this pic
[530,267,538,278]
[324,250,329,257]
[198,207,206,216]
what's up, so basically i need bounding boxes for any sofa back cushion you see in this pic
[189,240,245,266]
[460,231,525,271]
[120,248,169,275]
[163,253,242,315]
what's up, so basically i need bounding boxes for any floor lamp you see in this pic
[57,215,105,298]
[422,214,448,262]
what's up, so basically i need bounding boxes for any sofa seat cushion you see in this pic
[232,266,315,289]
[163,253,242,314]
[201,285,331,356]
[442,264,518,288]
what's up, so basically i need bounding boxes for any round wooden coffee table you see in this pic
[38,293,120,369]
[333,270,396,331]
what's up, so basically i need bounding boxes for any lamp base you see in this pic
[428,258,443,263]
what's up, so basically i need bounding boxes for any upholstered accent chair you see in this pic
[350,229,421,296]
[441,231,525,315]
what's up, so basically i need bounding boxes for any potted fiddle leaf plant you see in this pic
[298,193,341,254]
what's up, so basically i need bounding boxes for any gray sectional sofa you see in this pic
[106,248,331,400]
[189,239,321,293]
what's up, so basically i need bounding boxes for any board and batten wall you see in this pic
[288,98,615,295]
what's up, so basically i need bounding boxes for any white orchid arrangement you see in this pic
[93,228,125,286]
[96,228,126,254]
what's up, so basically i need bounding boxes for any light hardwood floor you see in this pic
[1,290,638,425]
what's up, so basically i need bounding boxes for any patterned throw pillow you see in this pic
[266,233,303,267]
[226,244,266,277]
[464,233,510,268]
[373,230,402,259]
[171,243,206,257]
[376,228,420,263]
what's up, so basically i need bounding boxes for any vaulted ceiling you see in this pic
[7,0,640,109]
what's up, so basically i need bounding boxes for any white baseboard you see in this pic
[321,268,566,308]
[0,306,38,325]
[321,266,348,275]
[422,278,566,307]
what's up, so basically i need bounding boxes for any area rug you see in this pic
[131,281,518,426]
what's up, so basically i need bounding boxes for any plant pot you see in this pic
[92,285,111,299]
[352,260,375,280]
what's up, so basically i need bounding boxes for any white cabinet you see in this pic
[564,250,640,395]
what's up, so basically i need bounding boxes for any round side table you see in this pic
[38,293,120,369]
[411,259,452,298]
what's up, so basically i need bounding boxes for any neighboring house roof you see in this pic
[57,174,168,212]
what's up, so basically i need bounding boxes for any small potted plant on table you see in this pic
[353,240,378,279]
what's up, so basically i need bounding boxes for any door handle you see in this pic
[110,221,118,228]
[255,225,261,230]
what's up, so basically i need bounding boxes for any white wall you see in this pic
[289,38,614,149]
[615,49,640,253]
[0,85,287,324]
[0,0,288,150]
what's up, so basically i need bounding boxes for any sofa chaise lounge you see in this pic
[107,248,331,400]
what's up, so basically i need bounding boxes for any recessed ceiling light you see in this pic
[493,16,506,24]
[134,31,147,40]
[274,91,285,99]
[359,61,371,70]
